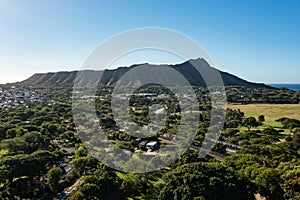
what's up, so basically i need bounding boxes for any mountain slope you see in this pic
[18,59,270,88]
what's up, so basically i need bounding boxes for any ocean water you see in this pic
[268,84,300,91]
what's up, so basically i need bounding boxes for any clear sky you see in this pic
[0,0,299,84]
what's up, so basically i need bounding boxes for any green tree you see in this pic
[224,154,284,200]
[47,167,62,193]
[0,154,43,184]
[160,162,254,200]
[70,168,120,199]
[281,167,300,199]
[243,117,259,130]
[74,146,88,158]
[258,115,265,124]
[262,127,279,136]
[121,174,151,196]
[293,131,300,144]
[276,118,300,130]
[70,156,98,176]
[253,167,284,200]
[68,191,86,200]
[5,128,17,138]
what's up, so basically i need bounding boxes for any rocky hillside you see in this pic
[18,58,270,88]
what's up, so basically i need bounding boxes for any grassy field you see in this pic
[228,104,300,130]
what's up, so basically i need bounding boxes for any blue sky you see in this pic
[0,0,299,84]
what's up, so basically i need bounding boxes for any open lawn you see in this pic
[228,104,300,133]
[228,104,300,122]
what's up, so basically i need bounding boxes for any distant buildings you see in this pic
[0,86,66,109]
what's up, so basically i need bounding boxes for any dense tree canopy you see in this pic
[160,162,255,200]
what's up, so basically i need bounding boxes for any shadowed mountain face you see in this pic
[18,58,270,88]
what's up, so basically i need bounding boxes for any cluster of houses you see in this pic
[0,86,58,109]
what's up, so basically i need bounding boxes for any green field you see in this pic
[228,104,300,129]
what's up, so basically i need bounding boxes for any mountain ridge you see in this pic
[17,59,271,88]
